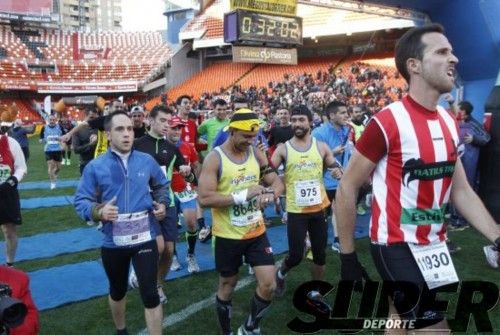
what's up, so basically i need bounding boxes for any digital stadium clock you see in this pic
[224,10,302,45]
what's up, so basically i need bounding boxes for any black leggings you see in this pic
[101,240,160,308]
[285,211,327,268]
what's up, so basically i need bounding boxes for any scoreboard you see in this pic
[225,0,301,65]
[224,10,302,45]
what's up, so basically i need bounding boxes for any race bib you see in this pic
[47,135,59,145]
[112,211,152,246]
[408,241,459,290]
[175,189,197,203]
[0,164,11,183]
[294,179,321,206]
[229,197,262,227]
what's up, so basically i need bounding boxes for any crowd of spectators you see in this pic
[155,60,406,124]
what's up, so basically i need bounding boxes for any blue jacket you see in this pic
[74,149,170,248]
[312,122,351,190]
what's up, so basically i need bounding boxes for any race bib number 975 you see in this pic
[295,179,321,206]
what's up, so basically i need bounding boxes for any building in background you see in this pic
[57,0,121,31]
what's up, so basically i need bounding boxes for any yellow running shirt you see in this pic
[212,146,265,240]
[285,138,330,213]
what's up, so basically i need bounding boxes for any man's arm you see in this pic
[60,121,88,142]
[450,159,499,243]
[270,142,285,169]
[8,138,27,182]
[72,129,96,155]
[149,157,169,205]
[336,151,376,253]
[198,151,265,208]
[255,147,284,199]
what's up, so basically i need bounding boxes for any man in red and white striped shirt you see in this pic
[336,24,500,332]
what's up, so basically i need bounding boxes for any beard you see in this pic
[294,127,309,138]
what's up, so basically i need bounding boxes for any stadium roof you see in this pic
[365,0,500,81]
[179,0,415,50]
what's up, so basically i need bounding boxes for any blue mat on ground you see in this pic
[21,195,75,209]
[18,179,80,190]
[28,213,370,311]
[0,227,102,264]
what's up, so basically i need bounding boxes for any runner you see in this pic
[198,108,284,335]
[134,104,191,302]
[0,116,27,267]
[74,111,168,335]
[271,105,342,297]
[336,24,500,332]
[40,114,64,189]
[166,116,202,273]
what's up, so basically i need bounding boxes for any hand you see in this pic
[152,201,166,221]
[99,196,119,221]
[257,192,275,209]
[340,252,371,292]
[256,141,267,152]
[89,134,97,144]
[247,185,266,199]
[5,176,18,188]
[333,145,345,156]
[328,167,343,179]
[463,134,473,144]
[60,134,71,143]
[179,165,191,176]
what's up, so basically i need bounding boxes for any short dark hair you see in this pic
[324,101,347,116]
[104,111,129,131]
[290,105,312,122]
[176,95,191,106]
[395,23,445,84]
[213,98,227,107]
[150,104,173,119]
[458,101,473,115]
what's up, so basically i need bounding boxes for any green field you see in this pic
[11,138,500,334]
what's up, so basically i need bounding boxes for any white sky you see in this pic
[121,0,167,32]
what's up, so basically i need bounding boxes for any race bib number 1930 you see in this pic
[408,241,458,290]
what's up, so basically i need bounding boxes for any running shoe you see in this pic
[356,204,367,215]
[237,325,261,335]
[198,226,212,243]
[187,254,200,273]
[50,182,56,190]
[157,285,167,304]
[331,241,340,253]
[483,245,499,269]
[274,270,286,298]
[306,290,332,318]
[170,255,182,271]
[128,267,139,289]
[248,264,255,275]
